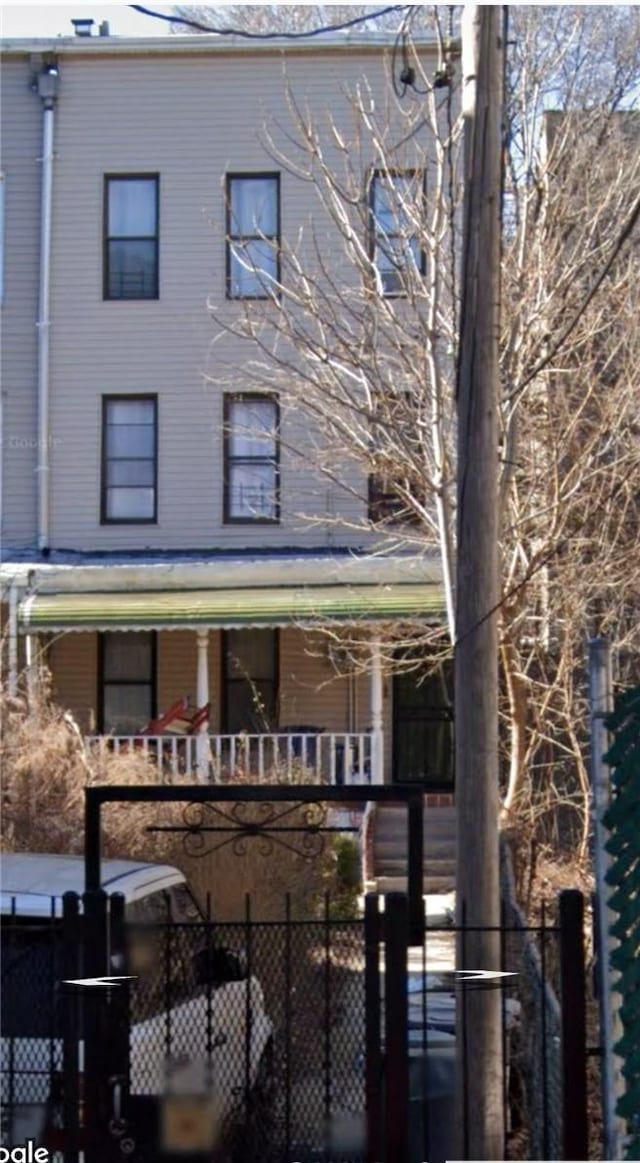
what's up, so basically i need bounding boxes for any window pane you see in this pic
[227,629,276,681]
[109,179,157,236]
[108,239,157,299]
[229,240,277,298]
[229,462,276,519]
[103,632,153,681]
[230,177,277,236]
[106,487,155,520]
[107,400,155,426]
[106,423,155,459]
[228,399,276,457]
[103,684,153,734]
[108,460,155,488]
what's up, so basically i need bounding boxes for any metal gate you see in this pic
[1,783,592,1160]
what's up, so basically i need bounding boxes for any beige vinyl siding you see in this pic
[27,47,430,552]
[0,59,41,549]
[49,631,98,732]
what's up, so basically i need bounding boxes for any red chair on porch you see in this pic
[139,697,210,737]
[137,698,211,776]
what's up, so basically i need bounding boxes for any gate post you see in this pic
[407,793,424,945]
[82,889,111,1163]
[61,892,81,1163]
[364,894,382,1162]
[560,889,589,1158]
[384,893,409,1162]
[107,893,131,1147]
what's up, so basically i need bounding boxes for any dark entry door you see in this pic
[392,667,453,785]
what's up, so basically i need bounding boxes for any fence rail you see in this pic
[85,731,373,784]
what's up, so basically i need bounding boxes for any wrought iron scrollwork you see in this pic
[147,799,352,862]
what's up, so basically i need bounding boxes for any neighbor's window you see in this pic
[102,396,157,523]
[104,175,159,299]
[226,174,280,299]
[370,170,425,296]
[100,631,156,734]
[224,394,279,522]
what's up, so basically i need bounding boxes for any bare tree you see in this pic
[172,4,438,36]
[204,6,640,857]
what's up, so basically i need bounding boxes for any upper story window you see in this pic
[369,170,425,297]
[368,391,423,524]
[102,396,157,524]
[224,394,279,523]
[104,175,159,300]
[226,174,280,299]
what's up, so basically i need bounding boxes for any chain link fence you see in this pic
[501,846,563,1159]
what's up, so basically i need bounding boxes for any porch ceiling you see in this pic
[19,582,444,632]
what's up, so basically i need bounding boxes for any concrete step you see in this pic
[375,826,456,845]
[374,874,456,894]
[377,855,456,874]
[374,842,458,860]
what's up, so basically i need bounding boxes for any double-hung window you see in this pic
[226,174,280,299]
[102,396,157,523]
[368,391,423,523]
[99,631,156,734]
[224,394,279,523]
[370,170,425,296]
[104,175,159,300]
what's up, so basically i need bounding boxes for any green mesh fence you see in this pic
[603,685,640,1159]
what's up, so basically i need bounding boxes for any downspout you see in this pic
[35,63,58,555]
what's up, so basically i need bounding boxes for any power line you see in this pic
[129,4,411,40]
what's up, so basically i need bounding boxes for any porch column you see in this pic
[370,638,384,785]
[25,633,39,709]
[195,629,210,782]
[8,583,18,696]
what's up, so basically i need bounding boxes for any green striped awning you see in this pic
[20,583,444,632]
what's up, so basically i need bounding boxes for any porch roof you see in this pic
[19,581,444,632]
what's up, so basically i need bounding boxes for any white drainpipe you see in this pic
[35,64,58,554]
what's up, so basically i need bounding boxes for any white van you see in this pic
[0,854,274,1157]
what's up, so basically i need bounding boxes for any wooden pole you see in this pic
[455,6,504,1157]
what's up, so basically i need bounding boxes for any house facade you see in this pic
[0,26,453,794]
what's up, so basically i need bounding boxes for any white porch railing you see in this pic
[84,731,374,785]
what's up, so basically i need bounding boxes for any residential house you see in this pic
[0,24,453,799]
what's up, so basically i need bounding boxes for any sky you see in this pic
[0,2,173,39]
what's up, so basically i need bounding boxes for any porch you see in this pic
[12,553,451,789]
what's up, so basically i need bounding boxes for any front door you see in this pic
[392,666,453,785]
[222,628,278,733]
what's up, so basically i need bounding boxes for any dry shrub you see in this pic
[0,675,337,921]
[0,671,185,860]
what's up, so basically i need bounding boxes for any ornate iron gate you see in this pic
[0,784,592,1161]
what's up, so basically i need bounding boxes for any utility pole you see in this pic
[455,6,504,1157]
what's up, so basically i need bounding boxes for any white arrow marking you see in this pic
[63,975,137,988]
[455,970,518,982]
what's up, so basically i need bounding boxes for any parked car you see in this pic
[0,853,274,1157]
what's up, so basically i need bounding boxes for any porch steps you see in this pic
[368,802,456,895]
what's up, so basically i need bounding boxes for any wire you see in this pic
[129,4,410,40]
